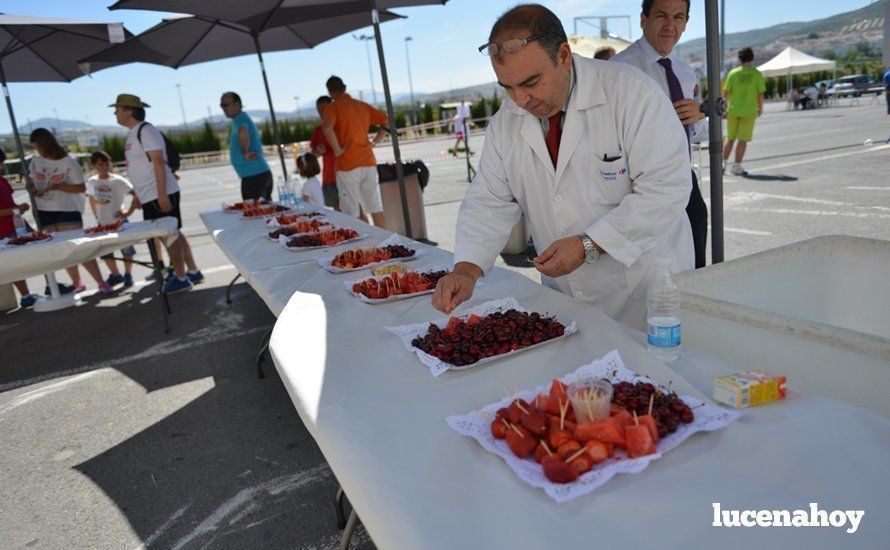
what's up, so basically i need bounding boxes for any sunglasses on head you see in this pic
[478,32,552,56]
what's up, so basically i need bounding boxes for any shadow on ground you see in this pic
[1,281,374,548]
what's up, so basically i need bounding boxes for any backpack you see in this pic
[137,122,181,172]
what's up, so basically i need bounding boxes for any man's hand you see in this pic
[757,105,763,117]
[157,195,173,213]
[674,99,704,126]
[532,236,585,277]
[334,142,350,157]
[243,151,259,161]
[18,203,29,214]
[432,262,482,314]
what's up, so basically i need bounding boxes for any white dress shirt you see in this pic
[454,54,693,329]
[612,37,707,141]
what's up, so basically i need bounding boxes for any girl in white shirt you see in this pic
[28,128,111,295]
[297,153,325,208]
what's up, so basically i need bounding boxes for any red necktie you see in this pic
[545,112,563,167]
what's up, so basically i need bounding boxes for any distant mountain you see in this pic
[18,117,117,133]
[676,0,886,63]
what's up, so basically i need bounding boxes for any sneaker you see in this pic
[730,163,748,176]
[164,277,193,294]
[107,273,125,286]
[71,282,87,293]
[19,294,39,308]
[99,282,114,295]
[187,270,205,285]
[45,283,74,296]
[123,273,134,288]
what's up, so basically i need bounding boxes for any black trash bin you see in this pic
[377,160,430,241]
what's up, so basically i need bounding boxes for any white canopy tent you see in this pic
[757,46,836,77]
[757,46,837,106]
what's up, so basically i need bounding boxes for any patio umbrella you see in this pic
[0,14,131,229]
[83,10,405,182]
[109,0,450,239]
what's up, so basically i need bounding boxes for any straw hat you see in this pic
[108,93,151,108]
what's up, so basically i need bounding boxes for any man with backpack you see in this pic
[111,93,202,294]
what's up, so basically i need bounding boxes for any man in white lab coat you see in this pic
[431,3,693,329]
[611,0,709,270]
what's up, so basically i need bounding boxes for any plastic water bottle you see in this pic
[13,212,27,237]
[646,258,682,362]
[276,175,288,203]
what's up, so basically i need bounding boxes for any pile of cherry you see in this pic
[285,227,359,248]
[331,244,415,269]
[7,232,51,245]
[410,309,566,367]
[268,219,331,239]
[492,379,694,483]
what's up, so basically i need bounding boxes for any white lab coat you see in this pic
[454,54,693,329]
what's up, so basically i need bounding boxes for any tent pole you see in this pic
[252,33,289,181]
[369,0,413,238]
[0,58,42,231]
[705,0,724,264]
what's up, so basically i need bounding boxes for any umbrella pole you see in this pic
[0,59,42,232]
[252,34,289,181]
[368,0,413,238]
[705,0,724,264]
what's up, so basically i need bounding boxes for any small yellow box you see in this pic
[371,263,407,276]
[713,370,787,409]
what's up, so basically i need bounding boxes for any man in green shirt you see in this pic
[722,46,765,176]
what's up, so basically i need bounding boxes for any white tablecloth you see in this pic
[0,218,179,285]
[198,205,890,548]
[268,257,890,549]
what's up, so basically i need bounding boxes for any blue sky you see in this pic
[0,0,875,133]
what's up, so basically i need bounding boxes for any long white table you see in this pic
[0,218,178,285]
[200,208,890,548]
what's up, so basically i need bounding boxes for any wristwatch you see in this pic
[579,233,600,264]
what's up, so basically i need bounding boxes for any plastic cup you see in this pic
[568,378,613,423]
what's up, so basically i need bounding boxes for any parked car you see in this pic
[829,75,882,97]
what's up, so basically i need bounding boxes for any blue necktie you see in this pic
[657,57,691,148]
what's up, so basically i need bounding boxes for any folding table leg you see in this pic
[147,239,170,333]
[335,487,347,530]
[226,273,242,304]
[339,509,359,550]
[256,327,273,379]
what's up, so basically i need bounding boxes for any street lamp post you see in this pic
[404,36,417,125]
[354,34,378,106]
[176,83,188,130]
[52,108,60,133]
[294,95,300,119]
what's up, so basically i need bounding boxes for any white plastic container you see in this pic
[677,235,890,418]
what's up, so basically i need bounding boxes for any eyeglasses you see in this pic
[478,33,551,56]
[219,102,233,108]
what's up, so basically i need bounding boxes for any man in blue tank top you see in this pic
[220,91,273,200]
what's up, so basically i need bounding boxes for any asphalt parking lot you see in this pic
[2,98,889,548]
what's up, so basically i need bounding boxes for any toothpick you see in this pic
[585,388,594,420]
[509,423,525,438]
[648,393,655,416]
[566,447,587,464]
[633,410,639,426]
[514,400,529,415]
[559,399,568,431]
[541,441,554,457]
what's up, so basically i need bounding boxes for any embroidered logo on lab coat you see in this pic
[599,167,627,181]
